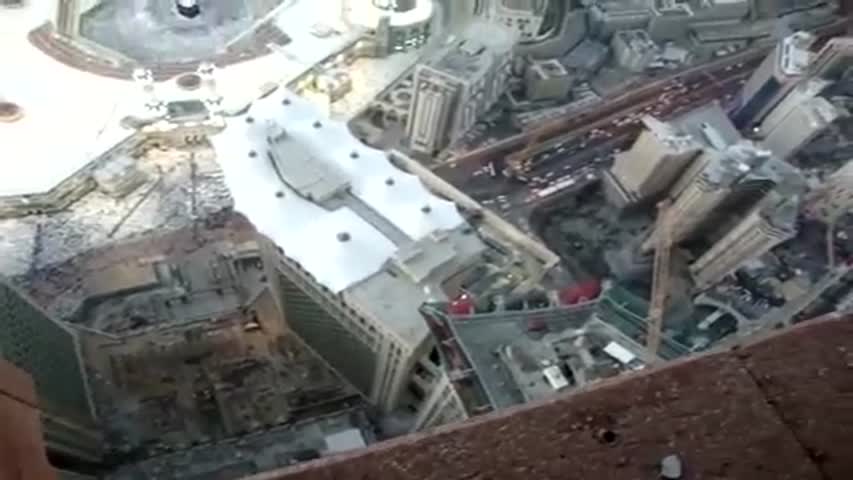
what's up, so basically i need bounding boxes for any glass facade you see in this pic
[0,281,91,421]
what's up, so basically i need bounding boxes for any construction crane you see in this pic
[646,199,674,360]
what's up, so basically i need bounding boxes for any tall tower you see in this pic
[604,115,701,208]
[0,280,102,468]
[732,31,814,129]
[689,191,800,289]
[643,142,771,251]
[760,96,844,160]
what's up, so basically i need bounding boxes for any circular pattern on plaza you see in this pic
[176,73,203,91]
[0,102,23,123]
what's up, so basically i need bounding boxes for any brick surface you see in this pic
[0,360,57,480]
[246,317,853,480]
[742,314,853,480]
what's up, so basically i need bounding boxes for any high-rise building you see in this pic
[805,159,853,223]
[732,31,814,129]
[811,36,853,82]
[407,21,517,155]
[604,116,701,208]
[0,280,102,468]
[760,96,844,159]
[757,78,830,135]
[644,142,772,250]
[212,89,537,431]
[690,188,802,289]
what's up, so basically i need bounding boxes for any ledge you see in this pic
[244,313,853,480]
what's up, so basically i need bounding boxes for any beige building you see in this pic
[732,31,813,129]
[407,21,517,155]
[604,116,701,208]
[810,36,853,82]
[757,78,830,136]
[760,95,844,160]
[805,160,853,223]
[690,192,799,288]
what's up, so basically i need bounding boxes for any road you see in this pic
[433,65,754,236]
[435,16,850,173]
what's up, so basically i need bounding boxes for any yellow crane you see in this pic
[646,199,674,360]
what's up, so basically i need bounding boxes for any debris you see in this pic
[660,454,683,479]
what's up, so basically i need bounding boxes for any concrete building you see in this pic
[732,31,814,129]
[407,21,517,155]
[757,78,830,136]
[342,0,434,55]
[524,58,574,101]
[690,189,802,289]
[811,36,853,82]
[0,280,102,470]
[648,0,694,42]
[604,116,701,208]
[611,29,659,72]
[646,141,772,250]
[760,96,844,159]
[211,88,538,431]
[805,159,853,223]
[492,0,550,42]
[588,0,651,39]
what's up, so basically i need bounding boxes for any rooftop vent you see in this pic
[0,101,23,123]
[337,232,351,242]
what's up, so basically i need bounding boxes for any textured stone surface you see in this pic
[742,314,853,480]
[245,316,853,480]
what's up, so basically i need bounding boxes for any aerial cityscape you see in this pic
[1,0,852,479]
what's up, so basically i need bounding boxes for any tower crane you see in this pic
[646,199,674,360]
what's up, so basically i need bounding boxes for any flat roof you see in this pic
[211,89,466,294]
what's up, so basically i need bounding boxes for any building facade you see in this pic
[605,116,701,207]
[732,31,814,129]
[760,96,843,159]
[0,280,102,468]
[407,22,517,155]
[689,193,799,288]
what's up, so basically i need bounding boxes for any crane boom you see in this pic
[647,200,674,359]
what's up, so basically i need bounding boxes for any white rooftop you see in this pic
[0,0,363,198]
[211,88,466,293]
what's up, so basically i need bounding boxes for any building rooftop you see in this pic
[238,313,853,480]
[428,20,517,79]
[670,101,742,149]
[780,31,815,75]
[211,89,466,293]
